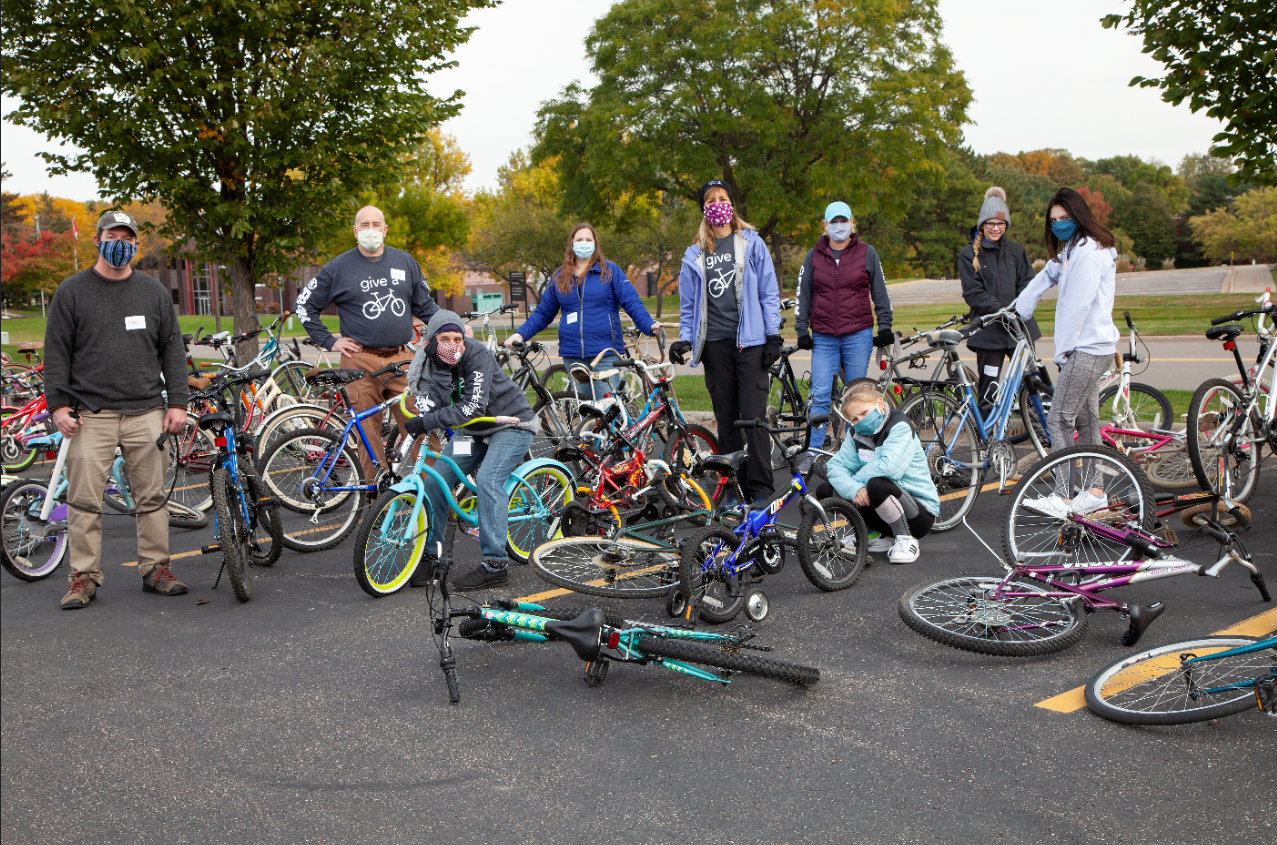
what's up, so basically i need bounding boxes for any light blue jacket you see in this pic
[825,414,940,516]
[677,229,781,366]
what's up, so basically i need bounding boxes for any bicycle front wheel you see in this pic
[796,497,868,591]
[530,536,682,598]
[679,526,747,625]
[1003,445,1153,568]
[663,424,726,504]
[899,575,1089,657]
[0,410,38,472]
[1018,385,1051,458]
[212,466,252,602]
[506,464,575,564]
[352,491,428,596]
[635,636,820,686]
[1187,378,1261,502]
[1085,636,1269,725]
[0,481,68,581]
[900,389,981,532]
[1100,382,1172,448]
[259,428,366,552]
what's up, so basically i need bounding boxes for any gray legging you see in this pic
[1048,350,1109,451]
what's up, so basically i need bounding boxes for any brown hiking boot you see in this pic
[142,562,188,596]
[61,576,97,610]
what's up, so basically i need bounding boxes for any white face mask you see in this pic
[357,228,385,251]
[827,222,852,242]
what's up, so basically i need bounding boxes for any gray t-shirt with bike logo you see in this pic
[296,246,438,351]
[705,234,739,342]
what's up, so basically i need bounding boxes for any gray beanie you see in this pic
[977,186,1010,229]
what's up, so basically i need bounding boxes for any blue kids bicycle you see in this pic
[897,300,1054,532]
[677,416,868,625]
[351,413,577,596]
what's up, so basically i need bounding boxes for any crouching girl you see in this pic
[819,382,939,563]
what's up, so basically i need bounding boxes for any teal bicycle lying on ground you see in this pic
[1085,633,1276,725]
[351,415,576,596]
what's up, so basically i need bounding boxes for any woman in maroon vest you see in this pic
[794,201,894,452]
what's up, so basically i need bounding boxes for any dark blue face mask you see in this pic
[1051,219,1078,241]
[98,239,138,268]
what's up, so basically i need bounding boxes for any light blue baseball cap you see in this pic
[824,201,852,222]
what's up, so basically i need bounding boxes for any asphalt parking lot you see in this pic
[2,457,1273,844]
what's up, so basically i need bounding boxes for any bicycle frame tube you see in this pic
[315,400,388,491]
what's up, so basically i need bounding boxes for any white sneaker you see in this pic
[1023,494,1073,520]
[1071,490,1108,515]
[888,535,920,564]
[867,535,893,553]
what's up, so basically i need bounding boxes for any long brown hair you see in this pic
[1045,187,1115,262]
[555,222,612,294]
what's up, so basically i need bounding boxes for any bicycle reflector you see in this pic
[606,631,620,649]
[1224,340,1236,350]
[880,360,887,370]
[214,436,227,448]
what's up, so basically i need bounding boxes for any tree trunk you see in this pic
[229,255,260,365]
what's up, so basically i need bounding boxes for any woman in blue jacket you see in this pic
[508,223,661,398]
[668,180,782,505]
[820,381,939,564]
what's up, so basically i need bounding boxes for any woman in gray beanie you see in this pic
[958,187,1039,417]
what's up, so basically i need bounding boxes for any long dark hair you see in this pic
[555,222,612,294]
[1045,188,1115,262]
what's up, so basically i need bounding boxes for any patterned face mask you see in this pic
[703,202,734,227]
[435,340,464,366]
[98,238,137,268]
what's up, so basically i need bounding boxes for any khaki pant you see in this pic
[340,347,414,483]
[67,409,169,583]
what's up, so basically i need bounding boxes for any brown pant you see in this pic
[67,409,169,583]
[340,347,414,483]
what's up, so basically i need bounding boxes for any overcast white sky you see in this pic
[1,0,1225,201]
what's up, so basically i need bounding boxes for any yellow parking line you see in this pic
[1034,607,1277,713]
[120,548,206,567]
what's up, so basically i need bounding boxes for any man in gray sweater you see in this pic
[44,210,190,610]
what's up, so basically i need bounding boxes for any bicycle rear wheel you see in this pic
[898,575,1089,657]
[212,466,252,602]
[1003,445,1153,568]
[663,424,726,504]
[1085,636,1269,725]
[530,537,681,598]
[167,414,217,514]
[1187,378,1261,502]
[1143,445,1199,489]
[900,389,981,532]
[1100,382,1172,448]
[352,491,428,596]
[635,636,820,685]
[0,481,67,581]
[259,428,366,552]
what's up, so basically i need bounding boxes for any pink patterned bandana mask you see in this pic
[703,202,734,227]
[435,340,465,366]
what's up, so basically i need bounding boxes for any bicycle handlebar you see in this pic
[1212,303,1273,325]
[368,360,409,379]
[54,384,102,416]
[1124,310,1134,329]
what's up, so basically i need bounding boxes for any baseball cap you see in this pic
[824,201,852,222]
[95,210,139,237]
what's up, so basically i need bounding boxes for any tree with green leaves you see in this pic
[2,0,490,357]
[1189,186,1277,264]
[534,0,971,266]
[1102,1,1276,186]
[0,164,27,237]
[1112,183,1177,265]
[894,151,988,279]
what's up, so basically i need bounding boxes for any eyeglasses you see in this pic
[983,221,1007,230]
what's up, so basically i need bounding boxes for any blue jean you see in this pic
[808,329,873,448]
[562,355,621,400]
[424,427,535,567]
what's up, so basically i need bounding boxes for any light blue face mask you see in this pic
[854,408,884,435]
[1051,219,1078,241]
[572,241,595,259]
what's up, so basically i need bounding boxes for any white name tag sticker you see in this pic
[391,268,406,281]
[983,365,1000,377]
[858,448,876,463]
[565,312,578,324]
[125,316,146,330]
[452,438,472,456]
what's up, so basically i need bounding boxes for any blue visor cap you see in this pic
[824,201,852,222]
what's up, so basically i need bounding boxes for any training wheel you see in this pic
[745,589,769,622]
[666,588,688,618]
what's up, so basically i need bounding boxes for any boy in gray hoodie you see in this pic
[403,310,537,590]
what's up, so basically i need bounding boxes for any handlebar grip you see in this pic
[1211,312,1240,326]
[1200,522,1232,545]
[809,414,830,428]
[242,368,272,382]
[733,419,758,430]
[1228,506,1250,530]
[369,360,407,378]
[1124,311,1133,328]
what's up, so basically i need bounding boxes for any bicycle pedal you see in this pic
[201,544,220,554]
[583,659,609,687]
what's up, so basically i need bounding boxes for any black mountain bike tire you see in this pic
[796,497,868,591]
[242,464,283,567]
[1084,635,1266,725]
[636,635,820,685]
[212,466,252,603]
[679,525,747,625]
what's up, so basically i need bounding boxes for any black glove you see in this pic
[796,332,813,351]
[668,340,693,365]
[873,329,895,348]
[761,335,782,370]
[405,415,428,438]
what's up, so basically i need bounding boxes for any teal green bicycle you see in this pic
[351,414,576,596]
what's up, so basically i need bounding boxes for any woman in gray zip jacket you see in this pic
[668,180,782,505]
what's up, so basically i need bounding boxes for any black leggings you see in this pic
[816,477,935,539]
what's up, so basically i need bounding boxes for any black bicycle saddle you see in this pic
[701,450,747,473]
[305,368,366,385]
[1205,324,1243,342]
[545,609,604,662]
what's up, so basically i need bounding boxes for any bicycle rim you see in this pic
[1187,379,1260,502]
[506,466,574,563]
[1085,636,1271,725]
[354,492,427,595]
[0,482,67,580]
[902,390,980,532]
[530,537,681,598]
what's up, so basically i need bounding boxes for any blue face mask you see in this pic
[98,238,137,268]
[572,241,595,259]
[1051,219,1078,241]
[854,408,884,435]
